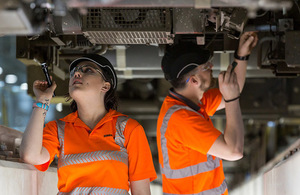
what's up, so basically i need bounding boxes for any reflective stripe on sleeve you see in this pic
[57,186,129,195]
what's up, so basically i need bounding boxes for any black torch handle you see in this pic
[231,61,238,73]
[41,63,55,97]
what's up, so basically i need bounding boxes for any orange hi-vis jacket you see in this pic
[157,88,228,195]
[35,109,157,194]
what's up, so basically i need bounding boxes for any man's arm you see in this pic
[208,64,244,161]
[208,101,244,161]
[130,179,151,195]
[234,32,258,92]
[217,32,258,111]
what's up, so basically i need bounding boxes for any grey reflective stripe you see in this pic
[163,179,227,195]
[160,155,220,179]
[57,186,129,195]
[56,117,129,169]
[160,105,221,179]
[57,120,65,149]
[115,116,129,154]
[59,150,128,167]
[57,120,66,169]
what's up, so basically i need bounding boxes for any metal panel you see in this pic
[66,0,196,8]
[173,8,206,34]
[285,31,300,67]
[0,8,33,35]
[53,10,82,35]
[82,8,172,44]
[66,0,292,10]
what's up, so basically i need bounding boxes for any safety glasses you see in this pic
[178,57,214,80]
[185,59,214,83]
[70,64,108,81]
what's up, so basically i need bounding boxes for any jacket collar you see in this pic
[60,109,126,129]
[168,88,200,111]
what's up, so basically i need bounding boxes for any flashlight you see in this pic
[41,63,55,97]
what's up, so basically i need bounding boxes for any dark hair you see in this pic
[169,67,198,90]
[103,84,118,111]
[170,75,187,90]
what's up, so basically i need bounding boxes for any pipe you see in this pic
[257,36,277,69]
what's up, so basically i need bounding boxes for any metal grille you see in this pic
[84,31,172,44]
[82,8,172,44]
[84,8,168,30]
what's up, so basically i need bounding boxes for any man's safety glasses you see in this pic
[184,60,213,83]
[191,61,213,72]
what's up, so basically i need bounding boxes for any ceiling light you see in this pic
[267,121,276,127]
[56,103,63,112]
[20,83,28,90]
[5,74,18,84]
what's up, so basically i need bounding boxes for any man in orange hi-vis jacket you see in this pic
[157,32,258,195]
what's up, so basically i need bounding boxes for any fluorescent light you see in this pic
[0,67,3,75]
[20,83,28,90]
[5,74,18,84]
[56,103,63,112]
[267,121,276,127]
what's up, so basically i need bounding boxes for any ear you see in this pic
[101,82,111,92]
[190,75,199,86]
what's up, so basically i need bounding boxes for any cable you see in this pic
[293,0,300,15]
[256,11,268,18]
[205,34,217,49]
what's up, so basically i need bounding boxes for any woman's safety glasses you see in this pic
[70,64,107,81]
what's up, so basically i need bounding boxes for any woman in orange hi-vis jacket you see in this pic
[20,54,157,194]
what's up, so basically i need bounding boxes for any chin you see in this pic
[69,88,80,98]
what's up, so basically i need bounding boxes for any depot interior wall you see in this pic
[231,151,300,195]
[0,160,58,195]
